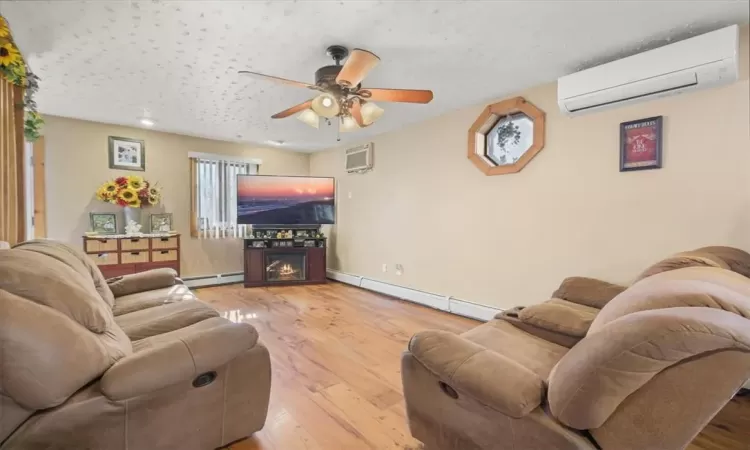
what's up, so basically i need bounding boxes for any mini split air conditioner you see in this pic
[345,143,373,173]
[558,25,739,115]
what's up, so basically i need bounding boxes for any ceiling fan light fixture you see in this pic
[311,93,340,118]
[360,102,384,126]
[297,108,320,129]
[339,115,361,133]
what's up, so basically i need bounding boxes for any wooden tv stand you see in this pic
[243,238,327,287]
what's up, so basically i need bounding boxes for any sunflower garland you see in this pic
[0,16,9,38]
[96,176,162,208]
[0,14,43,142]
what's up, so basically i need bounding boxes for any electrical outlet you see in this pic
[395,264,403,276]
[382,263,388,273]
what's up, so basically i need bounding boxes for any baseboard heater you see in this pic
[326,269,501,322]
[183,272,244,289]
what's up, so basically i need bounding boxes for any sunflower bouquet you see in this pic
[96,176,161,208]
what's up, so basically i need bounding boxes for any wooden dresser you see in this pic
[82,234,181,279]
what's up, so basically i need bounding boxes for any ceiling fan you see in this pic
[239,45,433,133]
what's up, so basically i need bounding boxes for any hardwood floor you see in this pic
[197,282,750,450]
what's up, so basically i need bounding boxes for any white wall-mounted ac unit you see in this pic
[345,143,373,173]
[558,25,739,116]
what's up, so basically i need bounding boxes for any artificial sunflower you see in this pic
[127,175,146,190]
[0,42,20,67]
[127,197,141,208]
[96,186,115,201]
[148,186,160,197]
[0,16,9,38]
[102,181,119,194]
[148,195,159,205]
[118,187,139,204]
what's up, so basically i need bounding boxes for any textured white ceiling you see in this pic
[1,0,748,151]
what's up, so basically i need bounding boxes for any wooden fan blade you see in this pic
[271,99,314,119]
[239,71,318,90]
[358,88,433,104]
[350,99,365,127]
[335,49,380,87]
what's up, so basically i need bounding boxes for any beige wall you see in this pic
[311,26,750,309]
[42,116,310,276]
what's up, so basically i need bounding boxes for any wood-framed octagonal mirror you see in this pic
[467,97,545,175]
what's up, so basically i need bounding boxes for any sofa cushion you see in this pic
[0,289,120,410]
[112,285,198,316]
[549,307,750,430]
[461,319,568,379]
[634,251,730,282]
[518,299,599,338]
[115,300,219,340]
[551,277,626,309]
[13,240,115,308]
[107,268,178,298]
[590,266,750,334]
[694,246,750,278]
[0,250,112,333]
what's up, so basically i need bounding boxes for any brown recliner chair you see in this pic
[0,241,271,450]
[402,265,750,450]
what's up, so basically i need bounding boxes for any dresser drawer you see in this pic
[121,237,149,251]
[85,238,118,253]
[151,236,178,250]
[88,252,118,266]
[151,249,178,262]
[121,251,149,264]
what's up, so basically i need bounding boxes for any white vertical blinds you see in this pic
[194,157,257,238]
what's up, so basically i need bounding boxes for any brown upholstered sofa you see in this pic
[0,240,271,450]
[402,246,750,450]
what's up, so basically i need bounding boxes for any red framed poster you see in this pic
[620,116,663,171]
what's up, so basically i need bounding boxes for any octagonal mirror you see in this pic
[468,97,545,175]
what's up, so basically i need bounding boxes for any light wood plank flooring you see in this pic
[197,282,750,450]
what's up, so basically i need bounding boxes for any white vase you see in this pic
[122,207,142,232]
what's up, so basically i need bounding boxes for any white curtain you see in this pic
[193,157,257,239]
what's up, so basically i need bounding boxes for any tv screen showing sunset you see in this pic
[237,176,335,225]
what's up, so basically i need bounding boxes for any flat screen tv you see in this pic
[237,175,335,225]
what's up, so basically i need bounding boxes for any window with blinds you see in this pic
[190,157,258,238]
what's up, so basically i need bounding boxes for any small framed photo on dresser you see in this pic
[90,213,117,235]
[150,213,173,233]
[620,116,663,172]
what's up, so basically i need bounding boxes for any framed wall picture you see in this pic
[109,136,146,171]
[150,213,173,233]
[620,116,663,172]
[90,213,117,235]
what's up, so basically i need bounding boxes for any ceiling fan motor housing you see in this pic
[315,65,343,89]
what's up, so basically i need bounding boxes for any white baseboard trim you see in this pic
[326,269,363,286]
[448,298,501,321]
[326,269,501,321]
[184,272,244,289]
[360,277,450,311]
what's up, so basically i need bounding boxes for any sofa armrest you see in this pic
[552,277,626,309]
[100,320,258,400]
[408,330,545,418]
[107,268,178,297]
[496,307,582,348]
